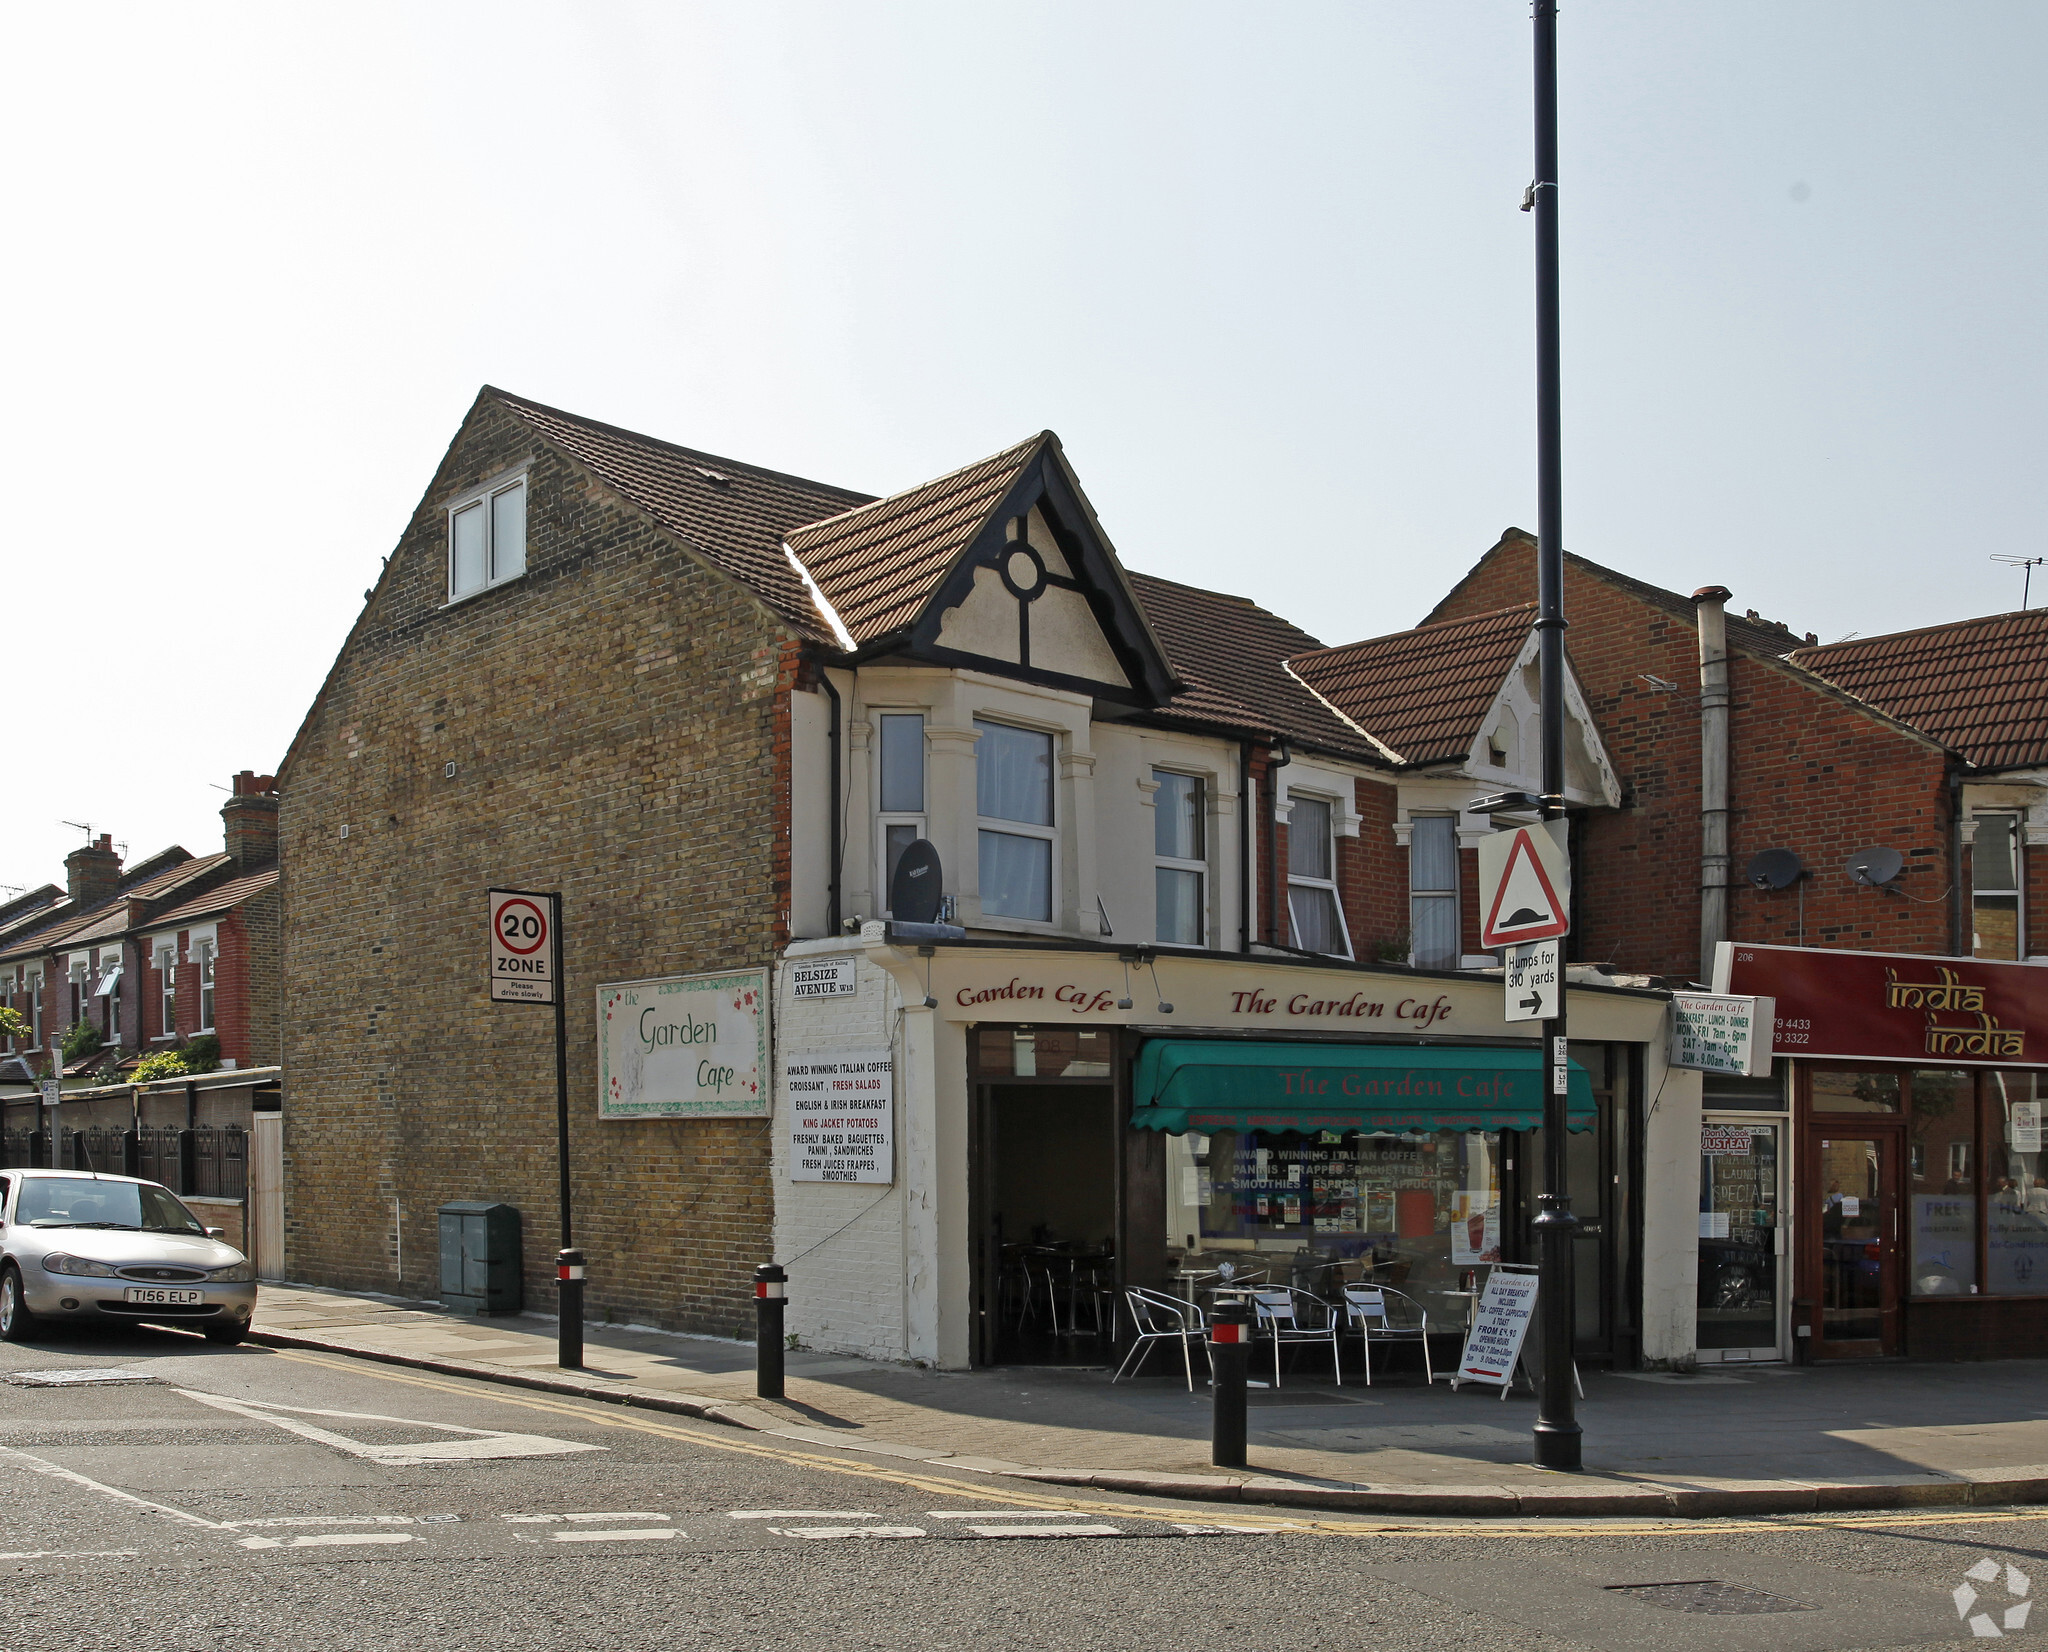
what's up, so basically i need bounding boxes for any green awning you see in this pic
[1130,1040,1596,1135]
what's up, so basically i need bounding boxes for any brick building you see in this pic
[280,389,1677,1369]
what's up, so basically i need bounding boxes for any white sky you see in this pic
[5,3,2044,884]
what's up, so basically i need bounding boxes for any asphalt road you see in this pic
[0,1323,2040,1652]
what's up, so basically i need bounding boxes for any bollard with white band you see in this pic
[556,1248,585,1371]
[754,1263,787,1399]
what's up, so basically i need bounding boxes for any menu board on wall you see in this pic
[786,1050,894,1184]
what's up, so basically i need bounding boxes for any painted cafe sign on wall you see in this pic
[1719,943,2047,1066]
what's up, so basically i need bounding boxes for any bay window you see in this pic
[876,713,927,905]
[197,939,217,1032]
[1409,816,1461,970]
[1286,793,1350,956]
[157,943,177,1037]
[1153,770,1206,946]
[976,720,1054,923]
[1971,813,2023,960]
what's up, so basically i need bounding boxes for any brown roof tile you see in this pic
[1791,608,2048,770]
[1287,606,1534,765]
[491,389,873,642]
[786,434,1048,644]
[0,854,227,961]
[145,865,279,929]
[1125,573,1387,762]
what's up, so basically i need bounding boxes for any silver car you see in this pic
[0,1168,257,1345]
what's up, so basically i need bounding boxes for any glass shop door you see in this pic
[1805,1129,1902,1359]
[1696,1121,1785,1362]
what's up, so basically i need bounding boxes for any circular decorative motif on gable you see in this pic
[1000,545,1046,599]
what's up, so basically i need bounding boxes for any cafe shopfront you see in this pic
[1714,943,2048,1362]
[772,929,1689,1374]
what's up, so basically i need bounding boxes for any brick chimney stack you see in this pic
[222,771,280,868]
[65,834,123,905]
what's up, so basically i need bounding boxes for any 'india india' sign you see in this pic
[597,968,768,1119]
[786,1050,894,1184]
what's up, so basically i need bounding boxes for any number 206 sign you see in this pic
[489,889,556,1004]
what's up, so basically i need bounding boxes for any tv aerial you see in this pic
[1992,553,2045,609]
[1846,846,1904,888]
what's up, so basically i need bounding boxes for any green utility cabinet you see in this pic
[438,1201,522,1315]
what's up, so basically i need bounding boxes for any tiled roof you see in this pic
[0,854,227,961]
[786,434,1048,645]
[1125,573,1387,762]
[1791,608,2048,771]
[1287,606,1535,766]
[145,865,279,930]
[490,389,874,642]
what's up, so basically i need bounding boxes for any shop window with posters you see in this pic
[1986,1071,2048,1294]
[1164,1127,1501,1303]
[1909,1069,1977,1296]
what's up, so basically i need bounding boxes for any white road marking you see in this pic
[768,1526,927,1539]
[285,1532,417,1549]
[231,1515,418,1528]
[1171,1522,1286,1534]
[964,1523,1126,1539]
[0,1549,143,1560]
[500,1514,562,1523]
[728,1510,881,1520]
[550,1528,680,1543]
[0,1443,282,1549]
[563,1511,667,1522]
[172,1389,605,1466]
[928,1509,1101,1520]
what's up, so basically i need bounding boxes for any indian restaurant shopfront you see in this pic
[772,930,1693,1374]
[1709,943,2048,1363]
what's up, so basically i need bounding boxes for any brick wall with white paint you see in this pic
[772,939,912,1362]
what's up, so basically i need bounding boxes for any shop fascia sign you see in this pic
[1668,992,1774,1076]
[1717,941,2048,1067]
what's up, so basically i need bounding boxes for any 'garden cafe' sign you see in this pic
[597,967,769,1119]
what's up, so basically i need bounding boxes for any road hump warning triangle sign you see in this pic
[1478,825,1571,948]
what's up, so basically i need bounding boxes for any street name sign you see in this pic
[489,889,556,1004]
[1477,821,1570,948]
[1503,938,1560,1023]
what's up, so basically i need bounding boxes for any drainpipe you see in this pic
[820,667,843,935]
[1693,586,1733,982]
[1265,741,1292,949]
[1950,766,1967,956]
[1237,741,1253,954]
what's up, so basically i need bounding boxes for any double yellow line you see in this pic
[267,1347,2048,1541]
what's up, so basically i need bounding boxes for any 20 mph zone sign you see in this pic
[1477,821,1571,949]
[489,889,556,1004]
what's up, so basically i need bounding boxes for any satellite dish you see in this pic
[1846,846,1904,887]
[888,839,945,924]
[1746,848,1806,891]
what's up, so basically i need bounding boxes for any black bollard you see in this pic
[1210,1295,1253,1469]
[556,1248,585,1371]
[754,1263,787,1399]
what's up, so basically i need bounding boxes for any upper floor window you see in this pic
[156,944,177,1037]
[1287,794,1350,957]
[25,968,42,1049]
[976,720,1054,923]
[876,713,927,904]
[197,939,217,1032]
[1971,813,2023,960]
[1154,770,1206,945]
[1410,816,1461,970]
[68,960,88,1030]
[99,956,121,1042]
[448,475,527,601]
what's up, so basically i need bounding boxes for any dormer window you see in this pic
[448,474,528,601]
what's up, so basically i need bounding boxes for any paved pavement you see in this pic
[242,1283,2048,1518]
[3,1321,2046,1651]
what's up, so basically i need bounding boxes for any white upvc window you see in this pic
[1153,769,1207,946]
[197,938,217,1033]
[156,942,178,1037]
[68,956,89,1031]
[448,472,528,601]
[25,966,42,1050]
[2,967,16,1052]
[875,712,928,911]
[1409,815,1461,970]
[1970,812,2023,960]
[96,951,122,1044]
[1286,793,1351,957]
[975,719,1056,924]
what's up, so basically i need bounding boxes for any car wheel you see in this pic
[203,1321,246,1346]
[0,1265,38,1343]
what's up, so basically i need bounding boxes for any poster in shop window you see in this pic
[596,968,768,1119]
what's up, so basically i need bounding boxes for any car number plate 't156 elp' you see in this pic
[124,1288,203,1305]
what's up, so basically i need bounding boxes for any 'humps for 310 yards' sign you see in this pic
[786,1052,893,1184]
[597,968,768,1120]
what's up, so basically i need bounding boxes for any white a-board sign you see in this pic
[1455,1267,1539,1389]
[786,1051,894,1183]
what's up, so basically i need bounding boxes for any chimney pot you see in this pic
[1691,585,1733,604]
[64,837,124,905]
[221,775,280,867]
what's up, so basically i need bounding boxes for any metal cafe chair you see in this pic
[1336,1284,1432,1386]
[1248,1286,1341,1388]
[1112,1288,1212,1391]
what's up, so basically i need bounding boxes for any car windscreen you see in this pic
[14,1177,206,1233]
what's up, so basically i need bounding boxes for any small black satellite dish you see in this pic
[1746,848,1806,891]
[889,838,945,924]
[1846,845,1904,887]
